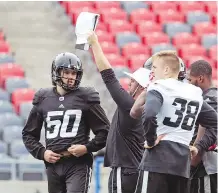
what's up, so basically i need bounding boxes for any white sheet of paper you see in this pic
[75,12,99,49]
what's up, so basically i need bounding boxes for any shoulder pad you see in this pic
[32,88,52,105]
[148,79,203,98]
[147,80,165,93]
[80,87,100,104]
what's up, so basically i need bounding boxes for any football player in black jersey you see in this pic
[22,52,110,193]
[187,60,217,193]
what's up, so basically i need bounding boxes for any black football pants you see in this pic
[189,173,217,193]
[46,157,92,193]
[108,167,140,193]
[134,171,189,193]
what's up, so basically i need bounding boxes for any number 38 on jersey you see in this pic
[46,110,82,139]
[163,98,200,131]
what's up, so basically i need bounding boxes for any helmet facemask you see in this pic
[52,62,83,91]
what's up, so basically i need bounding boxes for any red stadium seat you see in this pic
[209,45,217,61]
[186,56,215,69]
[96,22,108,31]
[100,8,127,23]
[128,54,150,71]
[193,22,216,36]
[150,2,178,12]
[121,43,150,57]
[129,8,156,24]
[142,32,170,46]
[119,77,129,91]
[213,61,217,69]
[214,61,218,69]
[172,33,199,47]
[101,42,119,55]
[136,21,162,35]
[0,63,24,77]
[0,63,25,87]
[179,44,207,58]
[71,7,97,24]
[64,1,94,15]
[96,30,114,43]
[0,41,10,53]
[211,13,217,25]
[11,88,35,113]
[60,1,67,8]
[157,10,185,24]
[94,1,120,9]
[107,20,134,36]
[105,54,126,67]
[205,2,217,14]
[178,2,205,13]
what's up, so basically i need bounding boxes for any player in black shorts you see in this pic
[87,31,152,193]
[22,52,110,193]
[187,60,217,193]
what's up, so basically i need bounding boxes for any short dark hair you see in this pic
[189,60,212,78]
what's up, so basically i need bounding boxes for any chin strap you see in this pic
[131,84,140,98]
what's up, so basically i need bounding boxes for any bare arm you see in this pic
[191,125,206,166]
[130,90,147,119]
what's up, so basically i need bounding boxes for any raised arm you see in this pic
[88,31,135,111]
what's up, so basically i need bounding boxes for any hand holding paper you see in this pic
[75,12,100,51]
[87,31,98,46]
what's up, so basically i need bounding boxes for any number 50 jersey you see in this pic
[22,87,109,161]
[148,78,203,146]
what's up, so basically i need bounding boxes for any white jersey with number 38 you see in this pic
[147,78,203,146]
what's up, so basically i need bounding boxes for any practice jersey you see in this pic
[139,78,217,178]
[148,78,203,146]
[22,87,109,161]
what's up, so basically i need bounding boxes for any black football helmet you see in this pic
[143,55,186,81]
[51,52,83,91]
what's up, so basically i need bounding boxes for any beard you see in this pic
[193,79,199,87]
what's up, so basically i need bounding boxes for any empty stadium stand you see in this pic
[61,1,217,88]
[0,1,216,193]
